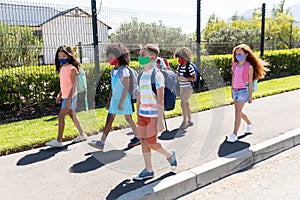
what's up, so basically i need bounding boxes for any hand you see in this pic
[157,119,165,132]
[66,98,71,108]
[248,97,253,104]
[56,96,61,104]
[106,102,110,110]
[118,102,123,110]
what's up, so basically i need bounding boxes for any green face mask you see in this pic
[138,56,151,65]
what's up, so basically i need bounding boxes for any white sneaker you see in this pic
[245,122,254,133]
[72,134,87,143]
[46,139,63,147]
[227,133,238,143]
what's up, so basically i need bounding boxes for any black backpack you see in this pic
[184,62,201,92]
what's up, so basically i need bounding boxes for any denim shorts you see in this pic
[61,95,77,110]
[232,88,249,102]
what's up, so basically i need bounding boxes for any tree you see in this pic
[203,1,300,53]
[109,18,189,58]
[0,23,42,68]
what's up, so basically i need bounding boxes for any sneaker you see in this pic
[167,150,177,170]
[187,121,194,126]
[133,169,154,181]
[245,122,254,133]
[128,136,141,147]
[88,140,104,150]
[72,134,87,143]
[227,133,238,143]
[46,139,63,148]
[179,121,188,129]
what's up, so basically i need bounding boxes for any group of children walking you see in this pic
[45,42,265,180]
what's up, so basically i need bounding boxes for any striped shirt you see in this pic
[177,63,195,88]
[138,68,164,117]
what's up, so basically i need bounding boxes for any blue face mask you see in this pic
[235,54,247,62]
[58,58,69,65]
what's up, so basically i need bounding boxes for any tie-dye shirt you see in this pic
[138,67,164,117]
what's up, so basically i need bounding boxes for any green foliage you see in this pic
[203,2,299,54]
[0,23,42,68]
[109,18,189,57]
[1,49,299,117]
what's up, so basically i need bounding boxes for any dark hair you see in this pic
[175,46,192,62]
[106,43,130,66]
[55,45,80,73]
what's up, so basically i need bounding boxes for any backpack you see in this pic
[232,62,258,92]
[77,67,88,110]
[137,68,177,111]
[154,57,171,70]
[183,62,201,92]
[116,66,138,99]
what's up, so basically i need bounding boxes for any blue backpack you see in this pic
[138,68,177,111]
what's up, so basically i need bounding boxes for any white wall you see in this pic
[41,9,109,64]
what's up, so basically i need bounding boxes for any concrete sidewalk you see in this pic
[1,90,300,200]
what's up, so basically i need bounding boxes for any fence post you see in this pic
[91,0,101,108]
[260,3,266,57]
[78,42,82,64]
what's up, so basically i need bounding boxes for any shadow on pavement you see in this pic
[69,150,126,173]
[158,128,186,140]
[106,172,176,200]
[218,133,252,157]
[16,144,71,166]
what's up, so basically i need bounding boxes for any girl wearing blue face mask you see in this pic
[46,45,87,147]
[227,44,266,143]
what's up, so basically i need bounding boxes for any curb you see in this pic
[117,128,300,200]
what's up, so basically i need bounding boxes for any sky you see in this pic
[5,0,300,33]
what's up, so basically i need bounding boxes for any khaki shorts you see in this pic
[180,87,193,103]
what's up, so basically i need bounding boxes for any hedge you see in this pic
[1,48,299,120]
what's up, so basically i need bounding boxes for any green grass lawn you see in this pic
[1,75,300,155]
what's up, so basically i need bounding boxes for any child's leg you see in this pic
[57,108,69,142]
[186,101,192,121]
[233,101,246,135]
[180,101,188,122]
[69,110,84,135]
[101,113,115,142]
[242,112,251,125]
[124,114,138,137]
[141,138,153,172]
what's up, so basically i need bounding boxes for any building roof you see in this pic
[0,3,111,29]
[0,3,59,26]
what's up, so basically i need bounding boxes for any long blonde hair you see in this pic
[232,44,266,80]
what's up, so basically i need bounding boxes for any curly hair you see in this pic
[175,47,193,62]
[232,44,266,80]
[55,45,80,73]
[106,43,130,66]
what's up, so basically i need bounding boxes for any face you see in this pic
[58,51,69,59]
[235,48,247,56]
[107,53,118,65]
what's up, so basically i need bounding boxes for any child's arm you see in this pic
[156,86,165,132]
[67,68,77,107]
[106,89,112,110]
[118,76,130,110]
[248,65,254,103]
[136,92,140,120]
[56,91,62,104]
